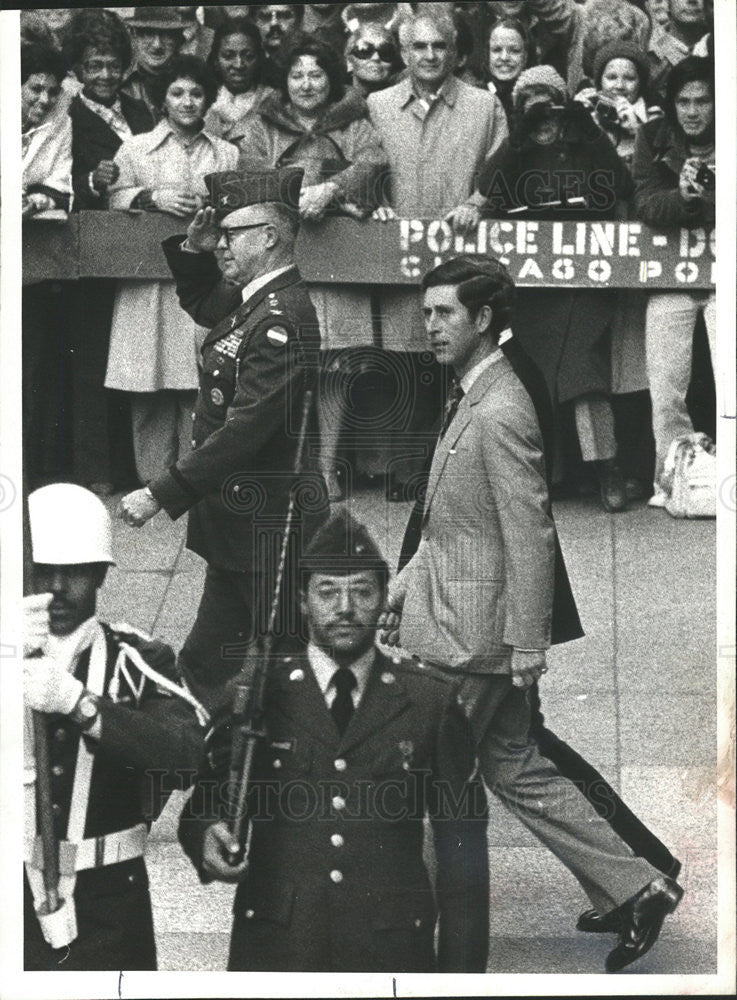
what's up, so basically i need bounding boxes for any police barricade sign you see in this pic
[22,213,715,290]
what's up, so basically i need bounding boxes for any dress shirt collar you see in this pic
[143,118,214,153]
[399,73,458,110]
[240,264,293,305]
[458,329,512,393]
[46,616,99,674]
[307,642,376,707]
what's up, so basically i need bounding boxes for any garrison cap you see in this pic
[301,510,389,579]
[204,166,304,218]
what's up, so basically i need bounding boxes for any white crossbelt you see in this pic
[24,623,107,947]
[26,822,147,874]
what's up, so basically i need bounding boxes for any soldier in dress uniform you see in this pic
[177,511,490,973]
[118,166,328,712]
[23,484,208,971]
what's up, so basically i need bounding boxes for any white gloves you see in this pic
[24,656,84,715]
[24,592,52,658]
[23,593,83,714]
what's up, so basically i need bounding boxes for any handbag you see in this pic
[662,432,717,519]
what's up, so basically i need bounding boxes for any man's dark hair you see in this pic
[63,8,133,71]
[664,55,714,124]
[21,42,66,85]
[279,33,346,105]
[206,16,265,86]
[150,54,220,112]
[421,255,517,341]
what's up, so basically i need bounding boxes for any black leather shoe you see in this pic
[595,459,627,513]
[605,876,684,973]
[576,907,622,933]
[578,858,682,933]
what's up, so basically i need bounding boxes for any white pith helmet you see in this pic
[29,483,116,565]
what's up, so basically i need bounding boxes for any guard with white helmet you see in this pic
[23,483,208,972]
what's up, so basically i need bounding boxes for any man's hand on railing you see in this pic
[445,192,487,237]
[153,190,200,218]
[372,205,397,222]
[186,206,221,252]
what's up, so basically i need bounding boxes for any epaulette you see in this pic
[386,654,454,685]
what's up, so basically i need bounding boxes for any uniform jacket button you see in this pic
[334,758,347,772]
[330,869,343,884]
[54,728,67,742]
[332,795,346,811]
[51,764,64,777]
[330,833,344,848]
[245,908,255,919]
[52,803,61,815]
[273,758,282,769]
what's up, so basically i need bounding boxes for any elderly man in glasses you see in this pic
[118,167,328,713]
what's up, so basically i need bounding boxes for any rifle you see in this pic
[23,479,61,915]
[226,388,314,864]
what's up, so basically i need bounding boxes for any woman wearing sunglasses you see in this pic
[345,24,402,99]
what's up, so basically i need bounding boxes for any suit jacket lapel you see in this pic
[271,658,337,747]
[422,358,512,521]
[202,265,302,349]
[338,657,411,755]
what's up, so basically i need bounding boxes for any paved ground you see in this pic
[97,489,718,977]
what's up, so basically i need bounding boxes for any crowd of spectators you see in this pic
[21,2,717,512]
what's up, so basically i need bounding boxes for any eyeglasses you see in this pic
[350,42,397,62]
[220,222,271,246]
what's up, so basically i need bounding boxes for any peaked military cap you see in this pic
[204,166,304,217]
[301,510,389,578]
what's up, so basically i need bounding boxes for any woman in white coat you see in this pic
[106,55,239,483]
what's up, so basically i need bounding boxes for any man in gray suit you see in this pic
[380,255,684,973]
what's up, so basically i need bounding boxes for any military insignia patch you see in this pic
[211,387,225,406]
[267,326,289,346]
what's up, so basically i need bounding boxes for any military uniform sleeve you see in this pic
[95,635,205,777]
[430,686,489,973]
[161,234,242,329]
[150,316,308,518]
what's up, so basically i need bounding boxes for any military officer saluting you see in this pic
[118,166,327,711]
[177,511,490,974]
[23,484,207,971]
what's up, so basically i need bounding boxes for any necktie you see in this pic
[439,380,465,440]
[330,668,357,735]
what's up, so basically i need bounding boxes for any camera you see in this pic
[590,94,620,128]
[695,163,715,191]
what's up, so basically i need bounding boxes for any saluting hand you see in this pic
[187,206,221,252]
[202,821,249,882]
[117,488,161,528]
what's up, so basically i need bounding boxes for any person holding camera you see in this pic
[576,40,662,166]
[632,56,715,506]
[576,40,664,500]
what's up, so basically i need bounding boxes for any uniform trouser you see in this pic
[460,674,658,916]
[645,291,716,487]
[131,390,197,484]
[23,857,156,971]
